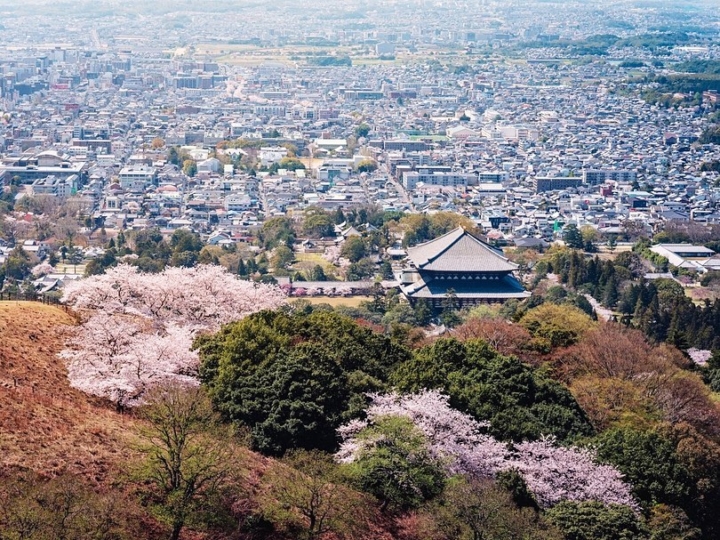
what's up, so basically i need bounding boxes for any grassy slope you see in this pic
[0,302,395,539]
[0,302,265,539]
[0,302,143,483]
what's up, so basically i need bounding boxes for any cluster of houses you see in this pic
[1,2,720,304]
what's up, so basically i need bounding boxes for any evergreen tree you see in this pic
[439,289,461,328]
[563,224,584,249]
[603,275,619,308]
[380,261,394,280]
[413,299,433,326]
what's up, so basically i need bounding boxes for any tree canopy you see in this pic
[197,310,411,455]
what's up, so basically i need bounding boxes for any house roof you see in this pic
[406,227,518,273]
[402,273,530,300]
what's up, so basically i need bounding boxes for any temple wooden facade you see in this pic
[400,227,530,308]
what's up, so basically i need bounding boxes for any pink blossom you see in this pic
[62,264,286,330]
[322,245,341,264]
[509,437,639,511]
[60,264,287,407]
[61,314,199,407]
[687,348,711,366]
[337,390,638,510]
[31,262,55,277]
[336,390,508,478]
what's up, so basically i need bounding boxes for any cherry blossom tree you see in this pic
[61,264,142,314]
[61,264,286,330]
[337,390,508,478]
[336,390,638,511]
[60,264,286,407]
[509,438,639,511]
[61,313,199,408]
[687,348,711,366]
[31,262,55,277]
[322,245,342,265]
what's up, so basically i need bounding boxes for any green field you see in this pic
[293,252,337,275]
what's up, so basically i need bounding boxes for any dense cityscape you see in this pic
[3,1,720,539]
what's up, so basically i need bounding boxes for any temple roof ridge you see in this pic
[406,226,518,273]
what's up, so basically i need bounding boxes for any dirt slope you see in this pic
[0,301,142,483]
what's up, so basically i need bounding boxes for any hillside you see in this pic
[0,301,144,483]
[0,302,393,540]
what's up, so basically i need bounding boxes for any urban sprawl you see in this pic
[2,0,720,308]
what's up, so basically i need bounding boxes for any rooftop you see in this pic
[406,227,518,273]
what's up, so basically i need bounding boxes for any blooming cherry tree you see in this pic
[62,315,199,408]
[509,437,638,510]
[337,390,507,478]
[31,262,56,277]
[62,264,286,330]
[60,264,286,407]
[337,390,637,511]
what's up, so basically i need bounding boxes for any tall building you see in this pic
[583,169,636,185]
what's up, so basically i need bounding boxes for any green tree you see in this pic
[607,235,618,252]
[259,217,296,249]
[391,337,594,443]
[308,264,327,281]
[347,258,376,281]
[546,501,647,540]
[260,450,369,540]
[271,245,295,272]
[197,310,411,455]
[344,416,445,512]
[168,146,181,166]
[237,258,247,277]
[303,208,335,239]
[354,123,370,138]
[520,303,596,350]
[131,228,171,265]
[1,246,32,281]
[380,260,394,280]
[413,299,433,326]
[84,249,117,276]
[356,159,377,173]
[244,343,349,455]
[426,477,561,540]
[563,224,585,250]
[170,229,203,255]
[439,288,462,328]
[182,159,197,177]
[340,236,367,263]
[594,425,720,536]
[136,385,233,540]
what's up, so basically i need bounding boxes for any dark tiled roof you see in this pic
[403,273,530,299]
[406,227,518,273]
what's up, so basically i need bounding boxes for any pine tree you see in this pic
[334,207,345,224]
[563,224,584,249]
[603,275,619,308]
[667,311,689,350]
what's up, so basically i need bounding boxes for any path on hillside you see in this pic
[545,273,613,321]
[583,294,614,322]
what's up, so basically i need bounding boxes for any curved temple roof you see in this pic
[406,227,518,273]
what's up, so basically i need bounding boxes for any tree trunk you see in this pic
[170,521,183,540]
